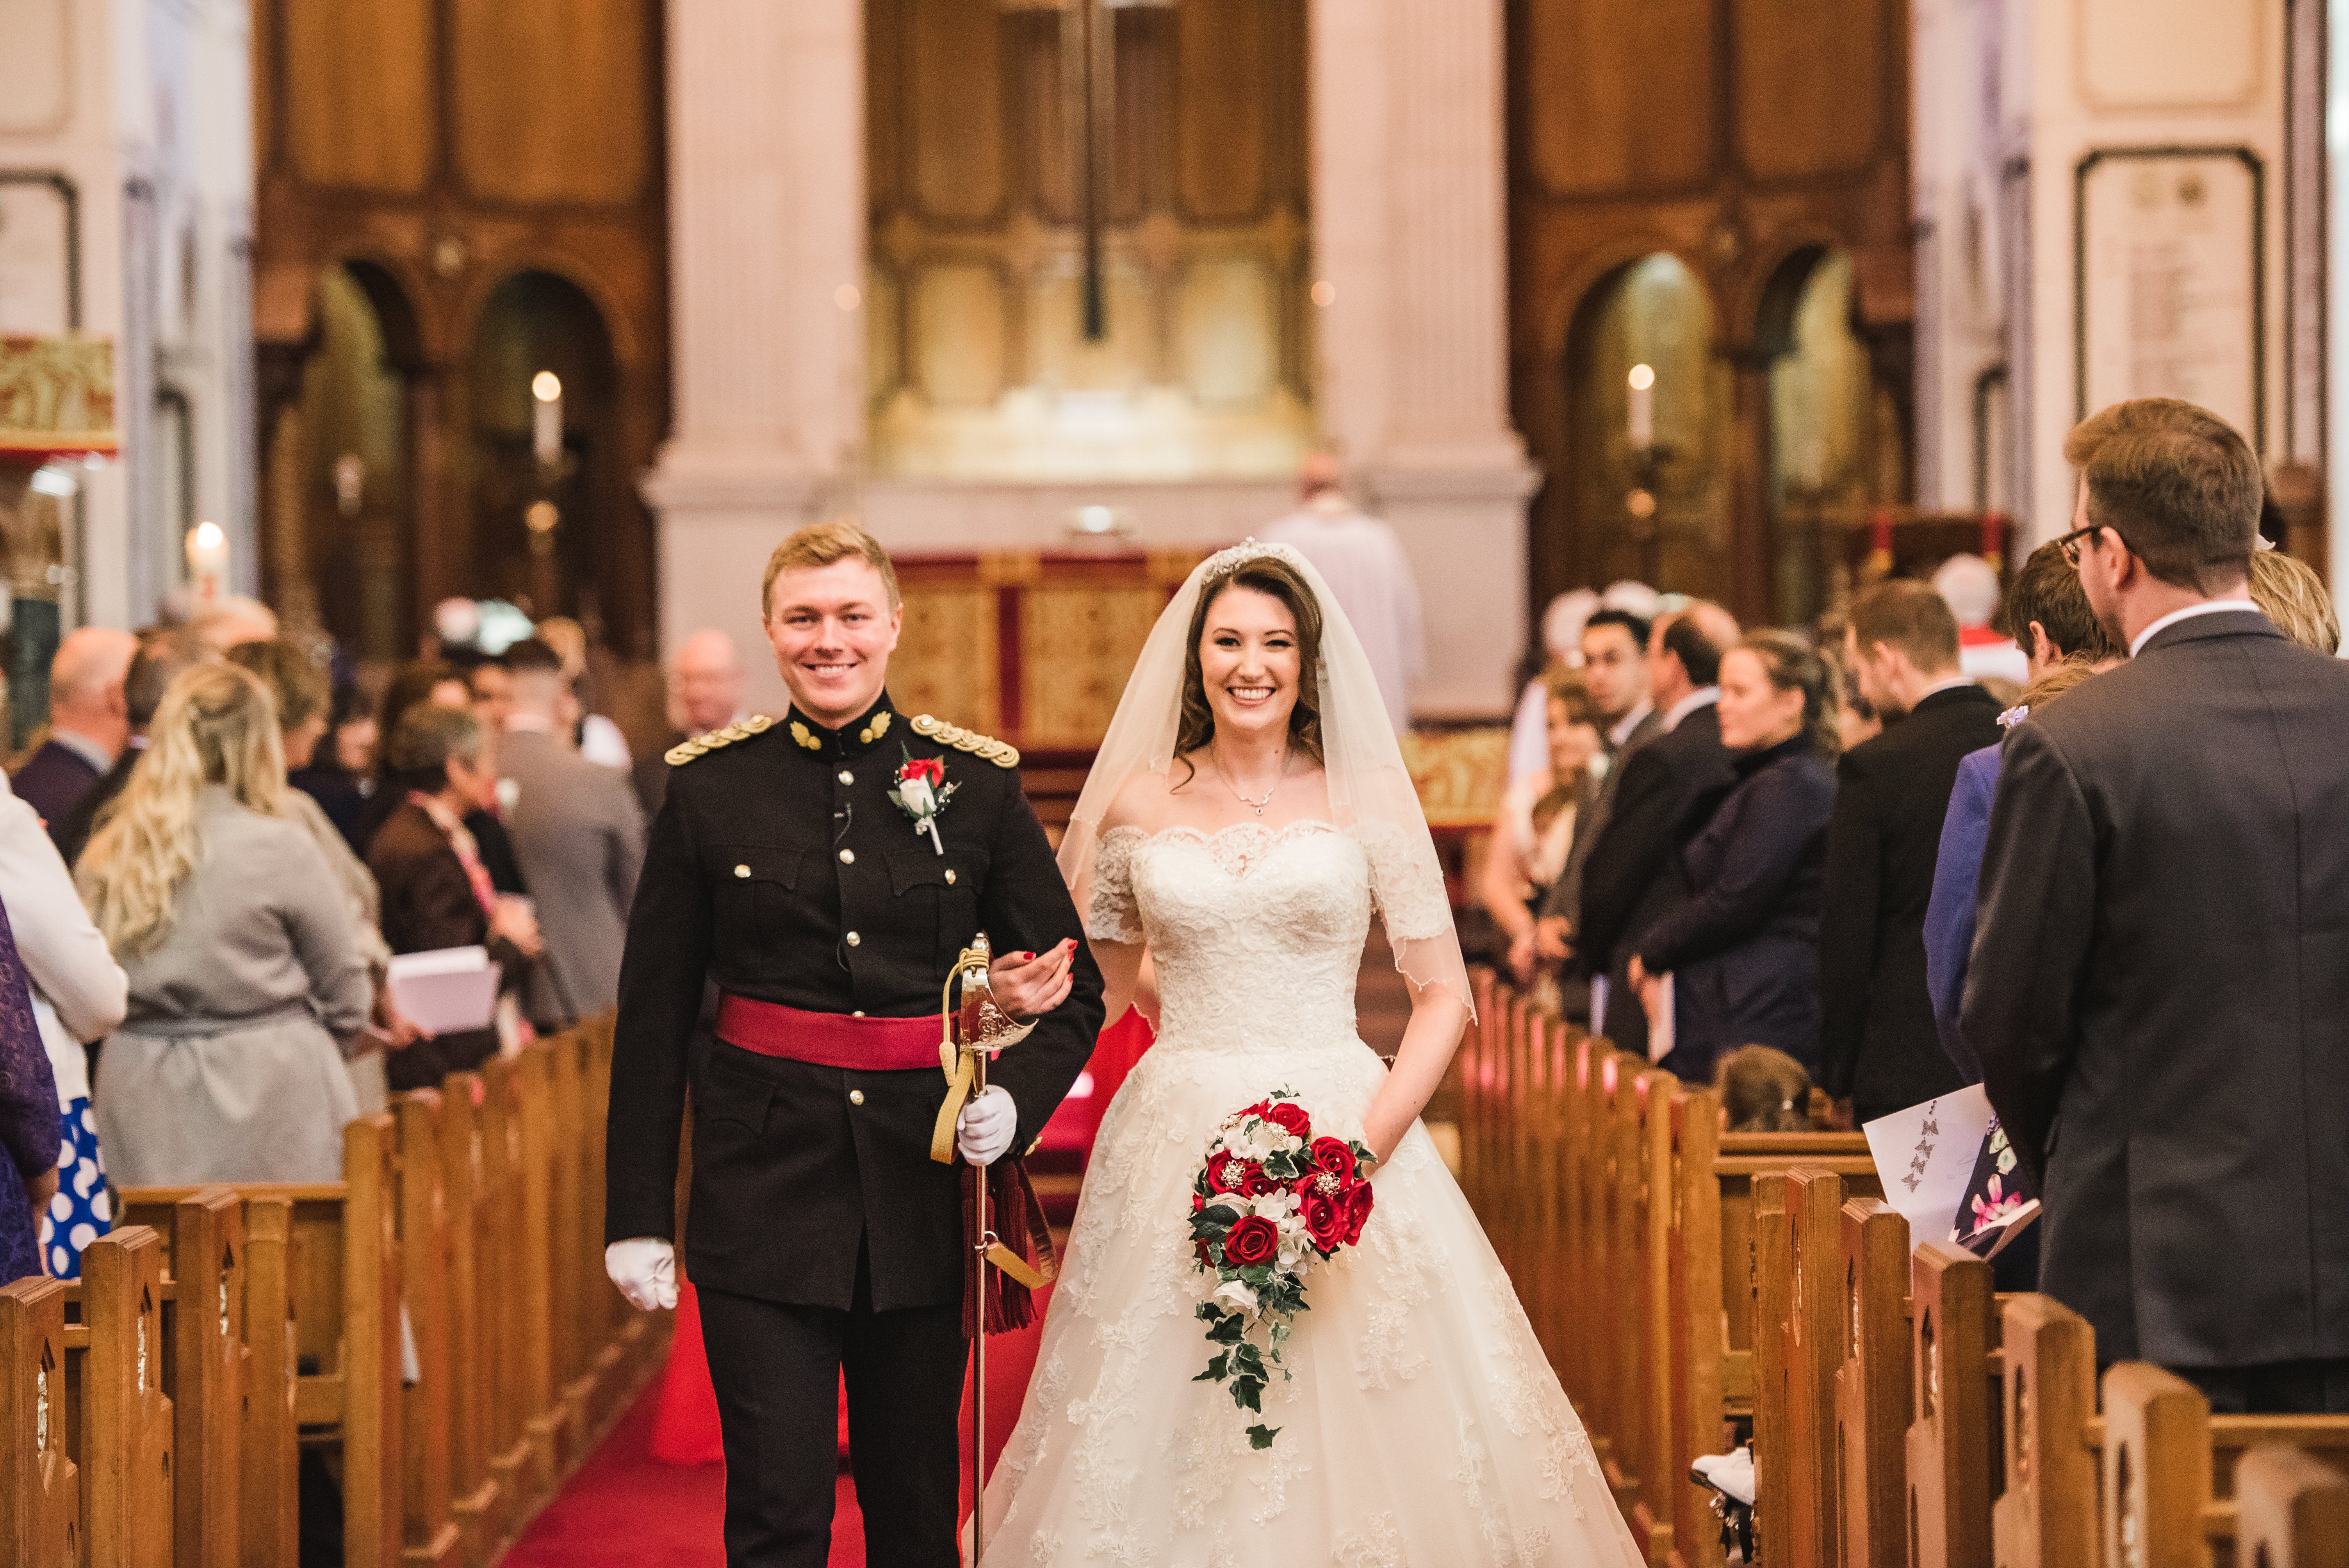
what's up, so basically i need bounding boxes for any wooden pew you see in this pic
[1836,1198,1912,1568]
[72,1225,179,1568]
[1991,1292,2097,1568]
[1905,1240,1996,1568]
[1750,1167,1847,1568]
[0,1273,81,1564]
[2103,1363,2349,1568]
[2237,1445,2349,1568]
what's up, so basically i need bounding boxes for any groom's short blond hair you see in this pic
[761,519,902,618]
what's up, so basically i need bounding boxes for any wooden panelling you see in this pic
[1028,264,1154,391]
[910,0,1007,224]
[0,0,70,134]
[454,0,651,205]
[282,0,436,194]
[891,586,1001,735]
[1734,0,1882,181]
[1176,0,1269,222]
[1523,0,1715,198]
[866,0,906,214]
[914,264,1009,406]
[1178,258,1276,406]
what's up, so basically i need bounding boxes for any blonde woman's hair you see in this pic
[79,664,286,955]
[2250,549,2342,656]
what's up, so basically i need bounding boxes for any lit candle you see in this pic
[1627,363,1655,453]
[186,520,228,603]
[531,371,563,469]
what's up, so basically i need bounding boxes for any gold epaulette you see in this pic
[910,713,1020,769]
[665,713,777,766]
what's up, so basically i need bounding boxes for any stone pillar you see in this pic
[1312,0,1536,720]
[642,0,864,713]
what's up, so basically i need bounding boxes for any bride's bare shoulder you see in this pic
[1099,764,1196,835]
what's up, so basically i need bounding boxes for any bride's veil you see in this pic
[1056,539,1475,1019]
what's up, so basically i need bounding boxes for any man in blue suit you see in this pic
[1921,542,2119,1079]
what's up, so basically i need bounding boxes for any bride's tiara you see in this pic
[1200,538,1310,581]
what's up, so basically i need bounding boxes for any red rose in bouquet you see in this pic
[1342,1180,1375,1245]
[1301,1193,1349,1251]
[1263,1101,1314,1140]
[1238,1164,1280,1198]
[1307,1136,1357,1180]
[1205,1150,1244,1195]
[1223,1215,1280,1268]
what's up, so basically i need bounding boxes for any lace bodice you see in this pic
[1091,822,1395,1054]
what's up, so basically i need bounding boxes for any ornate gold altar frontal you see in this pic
[890,550,1203,749]
[0,335,117,461]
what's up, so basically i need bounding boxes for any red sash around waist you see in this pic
[715,993,945,1072]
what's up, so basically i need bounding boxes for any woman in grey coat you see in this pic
[78,663,372,1185]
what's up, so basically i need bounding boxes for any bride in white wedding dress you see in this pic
[980,542,1640,1566]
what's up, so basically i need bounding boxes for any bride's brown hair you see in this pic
[1173,556,1326,788]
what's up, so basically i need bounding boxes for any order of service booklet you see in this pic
[385,945,499,1035]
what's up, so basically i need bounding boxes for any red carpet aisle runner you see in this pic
[500,1290,1049,1567]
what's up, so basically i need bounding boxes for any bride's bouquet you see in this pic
[1187,1090,1377,1448]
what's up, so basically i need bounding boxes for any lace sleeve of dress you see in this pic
[1355,819,1454,944]
[1084,826,1147,944]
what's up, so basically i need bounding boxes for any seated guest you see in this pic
[1816,581,2005,1126]
[289,682,378,852]
[1923,542,2124,1080]
[2250,548,2341,656]
[0,896,62,1285]
[1628,631,1837,1083]
[496,639,646,1024]
[12,626,138,838]
[1566,602,1741,1058]
[79,665,373,1185]
[0,770,126,1278]
[368,705,545,1092]
[1479,670,1603,993]
[1714,1044,1816,1133]
[229,638,419,1115]
[55,629,214,868]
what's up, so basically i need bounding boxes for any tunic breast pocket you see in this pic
[887,847,989,969]
[712,843,813,951]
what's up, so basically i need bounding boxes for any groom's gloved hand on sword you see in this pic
[959,937,1079,1167]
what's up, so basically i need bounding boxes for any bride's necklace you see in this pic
[1213,744,1287,817]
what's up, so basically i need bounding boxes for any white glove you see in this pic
[606,1237,678,1311]
[957,1085,1018,1166]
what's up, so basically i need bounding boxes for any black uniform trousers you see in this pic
[698,1240,968,1568]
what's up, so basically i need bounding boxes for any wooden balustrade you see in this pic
[2,1015,665,1568]
[1460,972,2349,1568]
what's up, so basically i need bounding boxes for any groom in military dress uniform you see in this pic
[605,520,1104,1568]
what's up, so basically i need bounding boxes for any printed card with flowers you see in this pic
[1186,1089,1377,1449]
[1952,1115,2041,1262]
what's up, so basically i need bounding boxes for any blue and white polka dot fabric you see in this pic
[38,1096,109,1279]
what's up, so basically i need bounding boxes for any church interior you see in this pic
[2,0,2344,1564]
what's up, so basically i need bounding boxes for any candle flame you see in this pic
[192,521,224,550]
[1627,363,1655,391]
[532,371,562,402]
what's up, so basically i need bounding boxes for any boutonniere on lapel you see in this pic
[889,747,958,854]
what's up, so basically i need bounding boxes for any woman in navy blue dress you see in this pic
[1629,630,1839,1083]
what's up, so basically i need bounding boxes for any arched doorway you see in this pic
[1562,253,1731,602]
[465,271,624,634]
[280,260,421,660]
[1760,246,1909,623]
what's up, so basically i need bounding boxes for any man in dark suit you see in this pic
[606,522,1102,1566]
[1815,580,2005,1124]
[1568,601,1741,1060]
[55,628,213,867]
[1968,398,2349,1412]
[631,628,749,823]
[11,626,136,837]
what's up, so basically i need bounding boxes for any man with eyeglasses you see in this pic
[1966,397,2349,1415]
